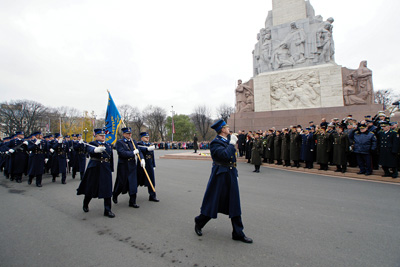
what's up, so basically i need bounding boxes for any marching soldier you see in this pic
[194,120,252,243]
[377,121,399,178]
[332,125,349,173]
[112,127,145,208]
[77,128,115,218]
[51,133,69,184]
[44,135,53,174]
[7,131,28,183]
[72,134,87,180]
[137,132,159,202]
[1,136,11,178]
[26,132,48,187]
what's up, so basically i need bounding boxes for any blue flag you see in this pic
[105,92,122,145]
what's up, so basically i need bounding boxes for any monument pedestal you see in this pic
[228,104,383,132]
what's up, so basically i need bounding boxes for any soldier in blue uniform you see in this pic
[72,134,87,180]
[377,121,399,178]
[2,136,12,178]
[77,128,115,218]
[137,132,159,202]
[194,120,253,244]
[51,133,69,184]
[7,131,28,183]
[26,132,48,187]
[112,127,145,208]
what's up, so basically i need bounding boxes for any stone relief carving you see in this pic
[235,79,254,113]
[270,71,321,109]
[253,1,336,75]
[342,61,374,105]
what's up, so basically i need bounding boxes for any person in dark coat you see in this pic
[300,128,315,169]
[331,125,349,173]
[315,127,331,170]
[290,126,302,168]
[349,123,377,176]
[281,128,291,166]
[245,133,253,163]
[377,121,399,178]
[0,136,11,178]
[265,129,275,164]
[251,132,263,173]
[50,133,69,184]
[193,134,198,153]
[112,127,144,208]
[237,130,246,157]
[7,131,28,183]
[77,128,115,218]
[72,134,87,180]
[26,132,48,187]
[195,120,252,244]
[137,132,159,202]
[274,130,283,165]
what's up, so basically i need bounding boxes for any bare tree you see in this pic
[118,104,135,125]
[374,89,397,111]
[0,100,48,136]
[144,106,167,141]
[216,103,235,122]
[132,109,146,139]
[191,105,213,140]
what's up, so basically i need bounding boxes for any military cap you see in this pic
[211,119,227,132]
[54,133,61,138]
[32,131,42,136]
[309,121,314,123]
[379,121,390,127]
[15,131,24,135]
[359,124,367,129]
[76,134,82,137]
[296,125,302,128]
[140,132,149,137]
[94,128,106,135]
[121,127,132,134]
[305,127,311,131]
[65,135,70,138]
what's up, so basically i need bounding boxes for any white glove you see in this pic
[147,145,155,151]
[45,158,49,163]
[67,159,70,162]
[229,134,238,145]
[133,149,139,155]
[5,151,9,155]
[94,146,106,153]
[58,138,63,143]
[49,148,54,153]
[35,139,41,145]
[153,167,156,171]
[23,141,29,145]
[140,159,146,168]
[79,139,84,144]
[8,149,14,153]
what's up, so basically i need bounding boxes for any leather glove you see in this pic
[35,139,41,145]
[133,149,139,155]
[94,146,106,153]
[79,139,84,144]
[8,149,15,153]
[58,138,63,143]
[229,134,238,145]
[45,158,49,163]
[147,145,155,151]
[140,159,146,168]
[23,141,29,145]
[49,148,55,153]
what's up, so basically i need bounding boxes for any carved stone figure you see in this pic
[341,61,374,105]
[273,43,294,70]
[283,22,306,64]
[343,79,367,105]
[235,79,254,112]
[316,22,334,63]
[253,33,262,76]
[350,61,373,96]
[260,28,273,72]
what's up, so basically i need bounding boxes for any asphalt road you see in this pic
[1,149,400,267]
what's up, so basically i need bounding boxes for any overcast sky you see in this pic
[1,0,399,118]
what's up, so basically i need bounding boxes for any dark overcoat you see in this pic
[315,133,330,164]
[8,138,28,175]
[73,141,87,173]
[377,130,399,167]
[251,138,263,166]
[263,134,274,159]
[113,138,143,195]
[77,141,114,198]
[27,140,48,176]
[281,133,290,161]
[300,133,315,161]
[137,141,156,188]
[274,134,282,160]
[290,132,301,161]
[200,135,241,219]
[51,140,68,174]
[332,132,349,166]
[193,136,198,150]
[245,138,253,160]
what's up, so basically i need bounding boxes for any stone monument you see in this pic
[229,0,382,131]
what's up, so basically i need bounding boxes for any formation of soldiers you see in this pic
[0,127,158,218]
[237,111,399,178]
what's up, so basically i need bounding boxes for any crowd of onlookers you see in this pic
[154,141,210,150]
[235,112,399,178]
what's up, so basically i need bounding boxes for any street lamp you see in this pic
[83,128,88,142]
